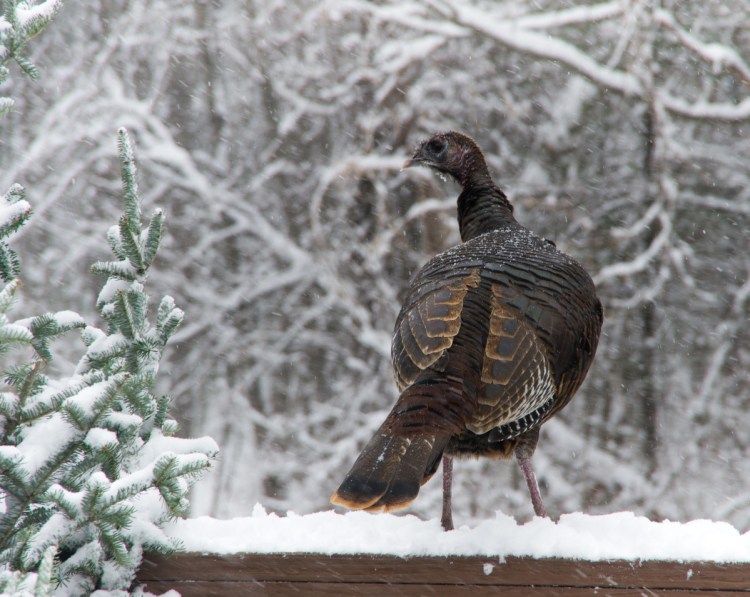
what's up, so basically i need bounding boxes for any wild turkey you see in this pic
[331,131,603,530]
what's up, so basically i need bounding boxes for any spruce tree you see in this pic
[0,129,219,595]
[0,0,63,117]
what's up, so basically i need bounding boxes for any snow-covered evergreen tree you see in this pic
[0,129,219,595]
[0,0,62,117]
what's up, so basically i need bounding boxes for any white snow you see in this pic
[0,321,33,343]
[82,333,128,362]
[536,76,597,148]
[104,411,142,429]
[15,310,86,331]
[167,505,750,562]
[96,279,130,307]
[84,427,118,450]
[14,0,62,31]
[0,197,31,229]
[67,380,117,416]
[659,92,750,121]
[443,2,642,96]
[0,392,19,414]
[136,429,219,468]
[16,414,76,475]
[23,512,69,565]
[52,310,86,328]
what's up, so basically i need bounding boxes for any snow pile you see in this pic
[168,505,750,562]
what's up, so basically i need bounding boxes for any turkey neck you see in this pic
[457,180,516,242]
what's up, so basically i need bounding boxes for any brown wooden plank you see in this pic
[136,580,748,597]
[137,552,750,591]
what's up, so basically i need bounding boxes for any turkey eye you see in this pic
[426,139,446,156]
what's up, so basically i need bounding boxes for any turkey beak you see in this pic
[401,158,415,171]
[402,152,426,171]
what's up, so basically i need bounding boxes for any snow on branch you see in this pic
[394,1,750,122]
[12,0,63,38]
[654,8,750,85]
[0,184,31,282]
[659,92,750,122]
[513,0,625,30]
[428,0,642,96]
[682,192,750,217]
[0,186,31,233]
[0,0,63,116]
[325,1,465,38]
[593,209,672,285]
[309,153,406,240]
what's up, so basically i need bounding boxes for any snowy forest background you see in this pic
[2,0,749,528]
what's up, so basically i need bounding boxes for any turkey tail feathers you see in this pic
[331,431,449,512]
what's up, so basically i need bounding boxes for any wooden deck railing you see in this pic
[136,553,750,595]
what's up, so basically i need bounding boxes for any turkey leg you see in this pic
[514,427,548,518]
[516,455,548,518]
[441,455,454,531]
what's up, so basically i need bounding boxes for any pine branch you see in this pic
[34,545,56,597]
[141,209,163,270]
[0,127,218,594]
[2,361,45,438]
[156,296,184,345]
[0,96,13,118]
[0,317,33,356]
[0,277,21,312]
[0,184,32,282]
[117,129,141,230]
[18,312,87,363]
[0,0,63,116]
